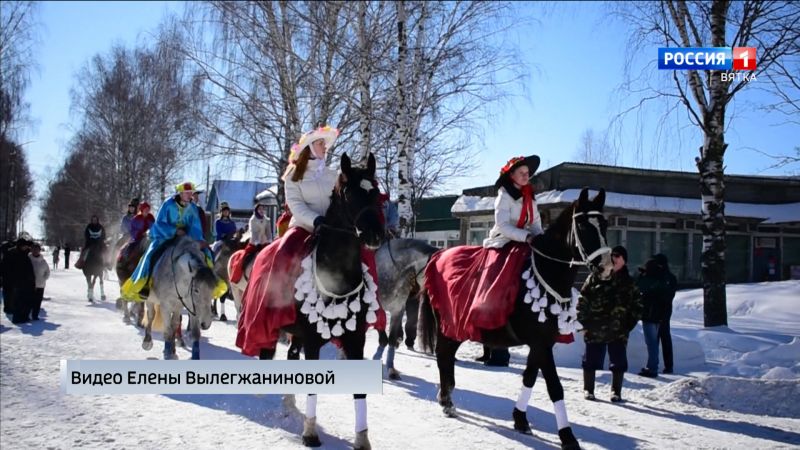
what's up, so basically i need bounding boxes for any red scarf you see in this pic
[516,184,535,228]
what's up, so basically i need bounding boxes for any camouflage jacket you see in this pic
[577,267,642,344]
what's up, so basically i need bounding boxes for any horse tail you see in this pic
[417,290,437,354]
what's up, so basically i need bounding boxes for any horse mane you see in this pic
[543,200,576,241]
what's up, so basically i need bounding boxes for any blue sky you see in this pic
[18,1,799,236]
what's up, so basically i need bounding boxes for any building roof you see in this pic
[452,189,800,224]
[415,195,460,232]
[206,180,274,212]
[463,162,800,204]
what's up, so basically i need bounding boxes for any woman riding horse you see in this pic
[422,156,613,450]
[121,182,226,302]
[236,126,386,449]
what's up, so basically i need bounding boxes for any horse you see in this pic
[213,233,247,321]
[372,238,438,379]
[140,235,219,360]
[246,153,384,449]
[418,188,612,450]
[81,241,108,303]
[115,237,148,326]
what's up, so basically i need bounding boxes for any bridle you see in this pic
[170,245,199,317]
[529,209,611,303]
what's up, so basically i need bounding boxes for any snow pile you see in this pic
[644,376,800,419]
[450,195,495,214]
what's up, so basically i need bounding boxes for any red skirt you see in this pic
[235,227,385,356]
[424,242,530,342]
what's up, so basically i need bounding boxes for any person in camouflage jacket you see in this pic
[577,245,642,402]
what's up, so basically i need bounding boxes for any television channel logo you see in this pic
[658,47,757,71]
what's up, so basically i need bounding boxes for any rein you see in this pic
[170,245,197,317]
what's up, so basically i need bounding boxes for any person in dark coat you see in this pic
[636,257,671,377]
[4,237,36,323]
[653,254,678,373]
[577,245,642,402]
[64,243,72,269]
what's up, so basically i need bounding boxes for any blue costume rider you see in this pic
[121,182,226,301]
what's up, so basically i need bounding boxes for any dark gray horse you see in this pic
[372,238,438,379]
[82,241,108,302]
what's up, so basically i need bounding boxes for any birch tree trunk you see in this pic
[395,0,412,237]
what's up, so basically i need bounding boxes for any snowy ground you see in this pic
[2,253,799,449]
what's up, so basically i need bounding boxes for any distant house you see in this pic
[205,180,276,236]
[451,162,800,285]
[414,195,461,248]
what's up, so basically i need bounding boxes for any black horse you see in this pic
[419,188,612,450]
[257,153,384,449]
[81,240,108,303]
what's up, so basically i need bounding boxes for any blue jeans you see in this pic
[642,322,661,372]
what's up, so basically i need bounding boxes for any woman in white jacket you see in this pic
[425,154,543,366]
[237,125,341,355]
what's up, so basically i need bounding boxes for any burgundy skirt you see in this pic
[424,242,530,342]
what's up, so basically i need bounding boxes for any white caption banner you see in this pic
[60,360,383,395]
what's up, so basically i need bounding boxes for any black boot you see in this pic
[486,348,510,367]
[582,369,596,401]
[611,370,624,403]
[558,427,580,450]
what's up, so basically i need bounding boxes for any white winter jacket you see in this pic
[249,213,273,245]
[482,186,544,249]
[285,158,338,232]
[29,254,50,289]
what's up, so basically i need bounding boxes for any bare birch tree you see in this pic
[615,0,800,327]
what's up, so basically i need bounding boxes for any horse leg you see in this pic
[301,340,323,448]
[142,303,154,350]
[86,275,94,303]
[212,299,219,319]
[288,336,303,360]
[513,349,540,434]
[176,316,186,348]
[386,318,404,380]
[341,332,371,450]
[219,293,228,322]
[163,310,176,360]
[190,317,201,360]
[538,343,579,450]
[372,329,388,361]
[99,276,106,301]
[433,332,461,417]
[134,302,144,328]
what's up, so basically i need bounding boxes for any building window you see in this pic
[784,237,800,279]
[660,232,688,280]
[627,230,655,272]
[606,229,621,248]
[727,234,750,283]
[468,219,492,246]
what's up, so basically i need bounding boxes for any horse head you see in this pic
[329,153,384,250]
[165,237,219,331]
[571,188,613,279]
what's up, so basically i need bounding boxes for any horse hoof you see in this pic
[142,340,153,351]
[513,408,532,434]
[123,316,131,325]
[443,405,458,417]
[387,368,401,380]
[354,429,371,450]
[558,427,580,450]
[177,338,187,348]
[302,435,322,447]
[219,314,227,322]
[101,295,107,301]
[115,298,124,310]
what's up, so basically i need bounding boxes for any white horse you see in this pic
[141,236,218,360]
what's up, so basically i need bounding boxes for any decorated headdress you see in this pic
[495,155,541,188]
[219,201,230,211]
[289,125,340,163]
[175,181,196,193]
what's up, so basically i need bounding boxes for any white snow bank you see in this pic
[643,376,800,418]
